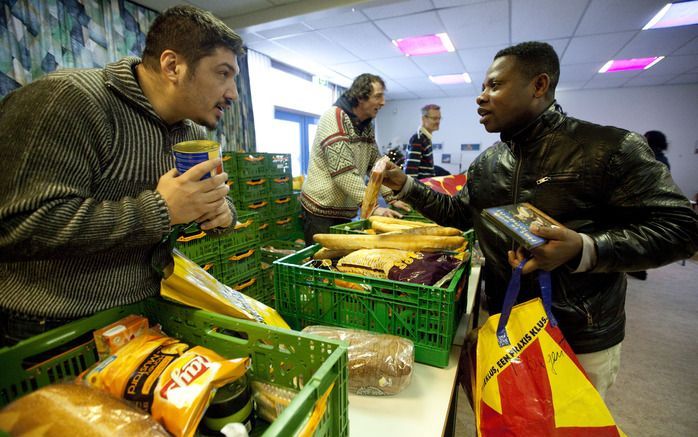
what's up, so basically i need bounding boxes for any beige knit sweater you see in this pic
[300,106,393,218]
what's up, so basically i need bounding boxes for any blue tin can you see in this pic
[172,140,222,180]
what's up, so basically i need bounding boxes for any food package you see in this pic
[302,326,414,395]
[336,249,419,278]
[0,384,170,436]
[360,156,389,219]
[250,380,298,423]
[387,252,463,286]
[161,249,289,329]
[93,314,149,360]
[80,329,249,437]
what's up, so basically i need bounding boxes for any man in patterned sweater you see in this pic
[300,74,410,244]
[404,104,441,179]
[0,6,242,344]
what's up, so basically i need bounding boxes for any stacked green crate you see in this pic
[222,152,239,200]
[218,210,264,302]
[174,223,221,279]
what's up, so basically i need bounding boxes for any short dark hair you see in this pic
[142,5,245,72]
[495,42,559,95]
[421,104,440,116]
[344,74,385,107]
[645,130,668,151]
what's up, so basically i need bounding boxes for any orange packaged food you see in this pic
[81,329,249,437]
[93,314,149,360]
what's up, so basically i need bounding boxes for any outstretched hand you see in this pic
[373,207,403,218]
[382,160,408,191]
[507,223,583,274]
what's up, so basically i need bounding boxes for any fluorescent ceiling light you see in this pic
[429,73,472,85]
[598,56,664,73]
[643,1,698,29]
[392,33,455,56]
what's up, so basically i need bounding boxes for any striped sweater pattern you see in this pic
[300,106,393,219]
[404,127,436,179]
[0,57,208,318]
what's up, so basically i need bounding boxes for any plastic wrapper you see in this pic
[336,249,419,278]
[0,384,170,436]
[250,380,298,423]
[161,249,290,329]
[360,156,389,219]
[80,328,249,437]
[302,326,413,395]
[388,252,462,286]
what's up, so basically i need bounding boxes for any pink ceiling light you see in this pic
[643,1,698,30]
[392,33,455,56]
[598,56,664,73]
[429,73,472,85]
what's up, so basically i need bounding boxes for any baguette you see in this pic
[313,233,465,252]
[368,216,436,228]
[388,226,463,236]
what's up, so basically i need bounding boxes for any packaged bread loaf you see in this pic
[0,384,170,436]
[302,326,414,395]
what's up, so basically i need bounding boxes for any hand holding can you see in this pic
[172,140,223,179]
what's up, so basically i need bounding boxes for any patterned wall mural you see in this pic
[0,0,256,151]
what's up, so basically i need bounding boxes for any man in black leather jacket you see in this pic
[382,42,698,396]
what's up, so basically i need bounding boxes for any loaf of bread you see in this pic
[302,326,414,395]
[0,384,170,436]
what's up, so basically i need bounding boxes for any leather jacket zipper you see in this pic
[536,173,580,185]
[582,300,593,326]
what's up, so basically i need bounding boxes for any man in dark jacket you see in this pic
[382,41,698,397]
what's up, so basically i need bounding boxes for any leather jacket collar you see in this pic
[502,101,566,147]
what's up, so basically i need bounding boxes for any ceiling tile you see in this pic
[385,91,420,100]
[273,32,358,65]
[410,52,466,76]
[575,0,667,35]
[512,0,588,41]
[238,31,265,44]
[319,22,401,60]
[616,27,698,58]
[584,70,639,89]
[187,0,272,17]
[556,81,588,91]
[374,11,445,40]
[394,76,443,91]
[304,9,367,29]
[561,32,636,64]
[673,36,698,56]
[624,74,675,87]
[328,61,383,81]
[368,57,424,79]
[560,63,601,82]
[433,0,484,7]
[457,45,508,73]
[439,1,509,50]
[648,55,698,76]
[415,89,447,98]
[383,79,408,94]
[667,73,698,85]
[360,0,433,20]
[257,22,312,39]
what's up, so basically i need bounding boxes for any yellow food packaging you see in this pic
[81,330,249,437]
[161,249,289,329]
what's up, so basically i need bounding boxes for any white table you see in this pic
[348,264,482,437]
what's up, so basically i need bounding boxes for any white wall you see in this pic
[376,84,698,199]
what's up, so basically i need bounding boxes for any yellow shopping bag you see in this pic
[474,261,625,436]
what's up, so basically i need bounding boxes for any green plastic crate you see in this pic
[274,245,469,368]
[219,211,261,257]
[272,214,302,240]
[222,152,238,174]
[237,153,269,178]
[267,153,291,176]
[261,239,306,265]
[241,198,273,222]
[269,175,293,196]
[271,195,295,218]
[220,247,262,286]
[0,298,348,437]
[174,223,219,264]
[238,176,270,203]
[258,220,274,243]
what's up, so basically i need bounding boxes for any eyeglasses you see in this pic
[425,116,441,121]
